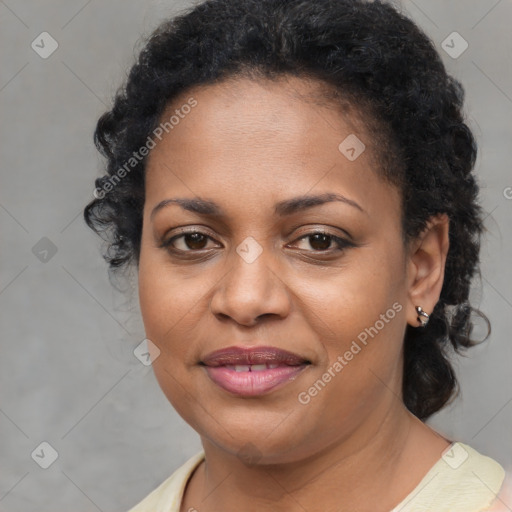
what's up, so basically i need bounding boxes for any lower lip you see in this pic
[203,365,308,396]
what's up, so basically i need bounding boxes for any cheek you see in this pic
[138,244,207,338]
[137,245,198,368]
[296,244,407,404]
[137,250,206,426]
[298,245,406,344]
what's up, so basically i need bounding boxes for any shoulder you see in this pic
[126,451,205,512]
[429,442,506,511]
[487,470,512,511]
[391,441,506,512]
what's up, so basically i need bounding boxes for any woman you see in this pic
[84,0,511,510]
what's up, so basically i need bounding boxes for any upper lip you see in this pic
[201,346,310,367]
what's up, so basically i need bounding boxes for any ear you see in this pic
[406,214,450,328]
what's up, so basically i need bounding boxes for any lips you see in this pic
[200,346,310,396]
[201,346,309,367]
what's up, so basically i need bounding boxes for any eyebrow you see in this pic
[150,192,365,221]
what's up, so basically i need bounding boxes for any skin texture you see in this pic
[138,75,451,511]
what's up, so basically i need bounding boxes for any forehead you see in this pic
[144,75,400,221]
[156,74,365,146]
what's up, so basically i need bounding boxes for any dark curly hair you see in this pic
[84,0,488,420]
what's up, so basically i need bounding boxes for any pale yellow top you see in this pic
[127,442,510,512]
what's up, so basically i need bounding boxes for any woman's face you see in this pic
[138,75,413,463]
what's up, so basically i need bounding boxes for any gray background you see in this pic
[0,0,511,510]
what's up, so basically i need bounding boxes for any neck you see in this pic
[183,402,450,511]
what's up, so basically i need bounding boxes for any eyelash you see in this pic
[160,228,355,256]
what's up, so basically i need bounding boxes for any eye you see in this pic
[290,231,354,253]
[161,230,220,253]
[160,228,354,256]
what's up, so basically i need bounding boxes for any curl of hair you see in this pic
[84,0,488,420]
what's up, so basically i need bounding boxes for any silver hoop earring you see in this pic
[415,306,430,327]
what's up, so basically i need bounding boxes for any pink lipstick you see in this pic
[200,346,310,396]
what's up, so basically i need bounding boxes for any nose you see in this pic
[209,244,291,327]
